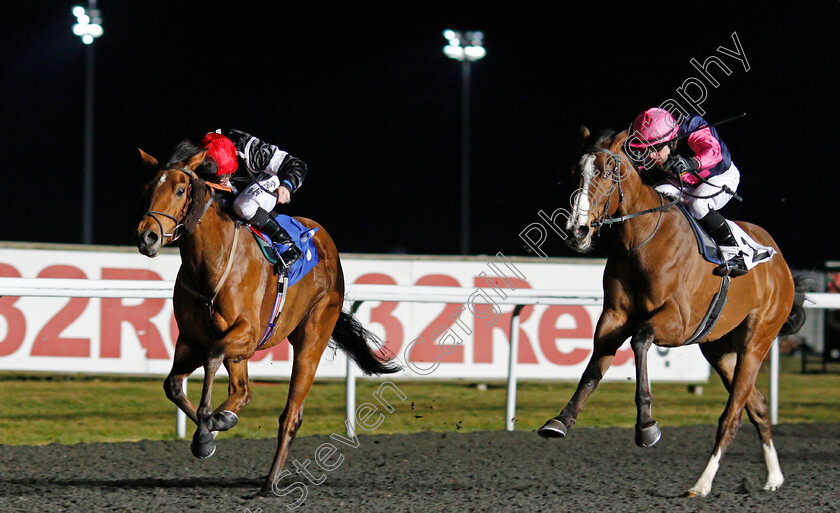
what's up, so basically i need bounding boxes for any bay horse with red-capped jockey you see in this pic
[537,127,806,497]
[135,146,399,496]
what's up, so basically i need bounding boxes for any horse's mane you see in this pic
[593,129,618,148]
[166,139,220,179]
[182,175,210,234]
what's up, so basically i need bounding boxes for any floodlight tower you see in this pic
[443,30,485,255]
[72,2,103,244]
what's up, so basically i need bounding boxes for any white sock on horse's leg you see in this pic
[762,440,784,491]
[688,448,722,497]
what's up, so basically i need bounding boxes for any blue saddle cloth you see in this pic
[252,215,319,287]
[677,205,723,265]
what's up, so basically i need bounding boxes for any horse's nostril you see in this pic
[137,230,158,248]
[576,226,589,240]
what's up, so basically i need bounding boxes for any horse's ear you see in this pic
[186,150,207,171]
[579,125,592,147]
[612,130,630,151]
[138,148,158,169]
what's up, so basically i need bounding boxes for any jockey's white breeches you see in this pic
[655,163,740,218]
[233,175,281,221]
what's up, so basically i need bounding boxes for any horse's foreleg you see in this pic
[204,359,252,433]
[630,325,660,447]
[629,302,686,448]
[539,308,630,438]
[190,352,224,459]
[163,338,202,425]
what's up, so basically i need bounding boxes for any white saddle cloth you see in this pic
[722,221,777,270]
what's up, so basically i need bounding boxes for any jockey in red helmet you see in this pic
[626,108,747,277]
[200,129,307,268]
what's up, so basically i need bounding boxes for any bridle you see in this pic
[143,165,240,316]
[584,146,679,251]
[143,166,215,242]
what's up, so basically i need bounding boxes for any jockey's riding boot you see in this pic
[698,210,748,277]
[250,208,302,268]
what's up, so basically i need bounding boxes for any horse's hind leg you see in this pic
[687,325,777,497]
[259,295,341,495]
[699,338,784,493]
[539,308,631,437]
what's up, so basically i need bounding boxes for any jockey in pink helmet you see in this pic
[626,108,747,277]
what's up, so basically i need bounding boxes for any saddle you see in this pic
[677,205,776,269]
[247,215,320,351]
[675,205,777,344]
[208,184,320,349]
[246,214,320,285]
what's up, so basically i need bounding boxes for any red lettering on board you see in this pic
[353,273,404,359]
[0,264,26,357]
[30,265,91,357]
[472,277,539,364]
[538,306,592,365]
[100,268,169,359]
[407,274,464,363]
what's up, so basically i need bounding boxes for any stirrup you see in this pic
[276,244,302,270]
[714,255,748,277]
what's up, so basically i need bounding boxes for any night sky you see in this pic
[2,2,838,270]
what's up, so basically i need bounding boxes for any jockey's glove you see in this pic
[664,154,699,177]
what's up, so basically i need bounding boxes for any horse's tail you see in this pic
[331,310,402,375]
[779,273,809,336]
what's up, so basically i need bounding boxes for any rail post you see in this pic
[505,304,526,431]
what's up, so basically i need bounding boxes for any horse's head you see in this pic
[135,149,209,257]
[564,127,633,252]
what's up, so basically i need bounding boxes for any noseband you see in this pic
[144,166,214,242]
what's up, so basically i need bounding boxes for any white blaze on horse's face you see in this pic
[566,154,597,249]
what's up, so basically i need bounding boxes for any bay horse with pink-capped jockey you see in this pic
[538,125,806,497]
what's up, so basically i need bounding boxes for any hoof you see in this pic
[209,410,239,432]
[191,429,217,459]
[253,486,274,498]
[634,421,661,448]
[538,418,568,439]
[190,439,217,459]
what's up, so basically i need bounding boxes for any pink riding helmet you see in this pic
[627,108,680,149]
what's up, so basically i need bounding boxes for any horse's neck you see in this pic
[178,204,237,287]
[614,169,667,252]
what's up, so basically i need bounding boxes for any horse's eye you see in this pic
[176,187,186,197]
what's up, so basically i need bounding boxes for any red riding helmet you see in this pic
[201,132,238,175]
[627,108,679,149]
